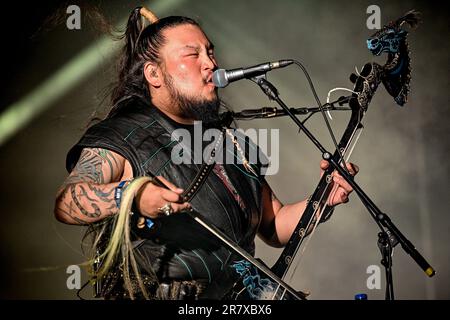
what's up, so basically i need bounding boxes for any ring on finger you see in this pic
[158,202,174,216]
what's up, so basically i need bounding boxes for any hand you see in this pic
[135,176,191,218]
[319,160,359,206]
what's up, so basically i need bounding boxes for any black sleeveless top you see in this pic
[66,97,268,291]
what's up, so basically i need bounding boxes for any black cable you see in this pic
[76,279,90,300]
[292,60,350,175]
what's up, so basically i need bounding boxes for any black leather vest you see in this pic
[67,97,266,286]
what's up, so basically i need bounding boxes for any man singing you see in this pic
[54,7,357,300]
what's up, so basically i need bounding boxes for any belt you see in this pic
[101,269,207,300]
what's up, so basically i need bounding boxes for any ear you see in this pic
[143,62,161,88]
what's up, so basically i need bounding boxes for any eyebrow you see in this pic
[184,43,215,51]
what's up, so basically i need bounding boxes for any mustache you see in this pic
[203,74,213,85]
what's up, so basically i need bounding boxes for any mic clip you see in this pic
[250,75,279,100]
[260,107,278,118]
[234,107,278,119]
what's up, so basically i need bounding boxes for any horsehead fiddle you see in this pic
[224,10,422,300]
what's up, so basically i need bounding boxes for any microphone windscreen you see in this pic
[212,69,228,88]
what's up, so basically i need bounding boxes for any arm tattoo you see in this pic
[57,148,123,223]
[98,148,120,181]
[70,184,102,218]
[70,183,118,219]
[64,148,121,186]
[91,185,115,198]
[61,201,89,225]
[66,149,105,184]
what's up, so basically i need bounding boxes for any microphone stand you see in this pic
[378,230,396,300]
[229,96,351,120]
[249,75,435,300]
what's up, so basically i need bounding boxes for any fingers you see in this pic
[320,160,329,171]
[320,161,358,176]
[137,177,191,218]
[151,189,191,218]
[326,183,340,206]
[156,175,185,204]
[155,198,191,216]
[160,188,184,203]
[168,202,192,213]
[320,160,358,174]
[322,161,359,206]
[329,165,355,205]
[327,183,350,206]
[157,176,184,194]
[157,182,191,215]
[333,162,358,193]
[339,189,349,203]
[332,175,353,193]
[346,162,359,176]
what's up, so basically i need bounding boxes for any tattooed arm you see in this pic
[54,147,191,225]
[54,148,130,225]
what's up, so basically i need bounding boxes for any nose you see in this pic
[203,53,217,71]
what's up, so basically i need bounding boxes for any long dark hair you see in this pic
[83,9,203,300]
[108,8,200,117]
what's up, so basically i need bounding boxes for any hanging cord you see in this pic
[292,60,350,175]
[280,79,360,283]
[325,87,357,120]
[225,128,258,176]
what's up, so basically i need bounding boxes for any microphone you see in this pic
[212,59,293,88]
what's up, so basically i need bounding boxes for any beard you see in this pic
[163,73,221,124]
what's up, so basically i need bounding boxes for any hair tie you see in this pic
[140,7,159,23]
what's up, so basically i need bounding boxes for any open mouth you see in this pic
[204,76,215,86]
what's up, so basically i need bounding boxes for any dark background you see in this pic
[0,0,448,299]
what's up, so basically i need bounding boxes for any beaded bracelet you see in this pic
[114,180,131,208]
